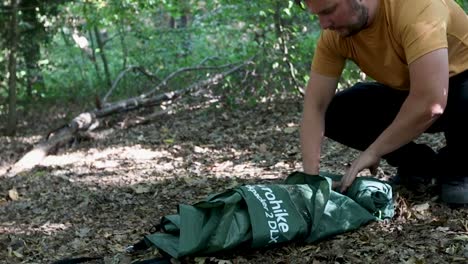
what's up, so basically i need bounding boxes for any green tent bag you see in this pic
[144,172,394,258]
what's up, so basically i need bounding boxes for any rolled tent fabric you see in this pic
[145,190,252,258]
[284,172,379,243]
[345,176,395,219]
[144,171,394,258]
[286,171,394,219]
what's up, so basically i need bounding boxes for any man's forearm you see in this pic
[368,48,449,158]
[299,71,339,175]
[367,94,444,157]
[300,110,325,175]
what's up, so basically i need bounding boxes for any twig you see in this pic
[287,60,304,96]
[102,32,120,46]
[197,56,220,66]
[143,60,242,98]
[103,65,161,103]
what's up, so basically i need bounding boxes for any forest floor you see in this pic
[0,96,467,264]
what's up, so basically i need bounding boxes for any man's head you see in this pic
[296,0,369,37]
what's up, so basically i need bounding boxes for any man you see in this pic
[297,0,468,205]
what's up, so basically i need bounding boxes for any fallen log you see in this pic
[6,59,250,177]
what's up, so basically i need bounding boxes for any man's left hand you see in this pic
[339,150,381,193]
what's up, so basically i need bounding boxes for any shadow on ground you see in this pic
[1,96,467,263]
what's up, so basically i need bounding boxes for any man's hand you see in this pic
[339,150,380,193]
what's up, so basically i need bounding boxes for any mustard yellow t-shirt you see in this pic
[311,0,468,90]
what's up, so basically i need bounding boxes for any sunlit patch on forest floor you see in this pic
[1,96,467,263]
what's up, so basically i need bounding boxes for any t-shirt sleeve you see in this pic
[311,31,346,77]
[398,0,449,64]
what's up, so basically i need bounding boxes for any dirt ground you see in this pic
[1,96,467,264]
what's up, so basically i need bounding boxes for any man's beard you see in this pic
[341,0,369,37]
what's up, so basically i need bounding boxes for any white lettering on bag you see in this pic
[246,185,290,244]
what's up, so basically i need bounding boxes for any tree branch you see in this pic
[142,61,241,99]
[102,65,161,104]
[6,58,252,177]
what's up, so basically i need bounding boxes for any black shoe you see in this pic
[434,147,468,206]
[441,176,468,206]
[393,164,438,193]
[390,144,438,191]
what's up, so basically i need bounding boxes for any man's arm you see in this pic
[300,71,339,175]
[367,48,448,157]
[340,48,449,192]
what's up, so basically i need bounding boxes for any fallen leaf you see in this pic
[94,160,119,169]
[435,226,450,232]
[194,257,206,264]
[226,180,239,189]
[70,238,84,250]
[412,203,430,212]
[405,256,425,264]
[8,188,19,201]
[300,245,316,252]
[258,144,268,153]
[454,235,468,241]
[77,227,91,238]
[132,185,151,194]
[284,127,297,134]
[194,146,206,153]
[445,245,456,255]
[216,260,232,264]
[12,250,23,258]
[452,257,468,262]
[164,138,174,144]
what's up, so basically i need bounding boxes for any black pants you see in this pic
[324,70,468,176]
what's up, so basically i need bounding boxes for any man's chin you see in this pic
[335,29,351,37]
[328,25,361,37]
[336,28,361,37]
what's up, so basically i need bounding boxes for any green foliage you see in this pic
[455,0,468,9]
[1,0,467,113]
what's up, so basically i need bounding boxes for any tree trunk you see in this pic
[88,29,102,83]
[169,17,176,28]
[6,0,20,136]
[179,2,191,59]
[273,2,302,95]
[23,42,43,98]
[273,2,284,43]
[94,26,112,88]
[118,21,128,69]
[21,0,45,98]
